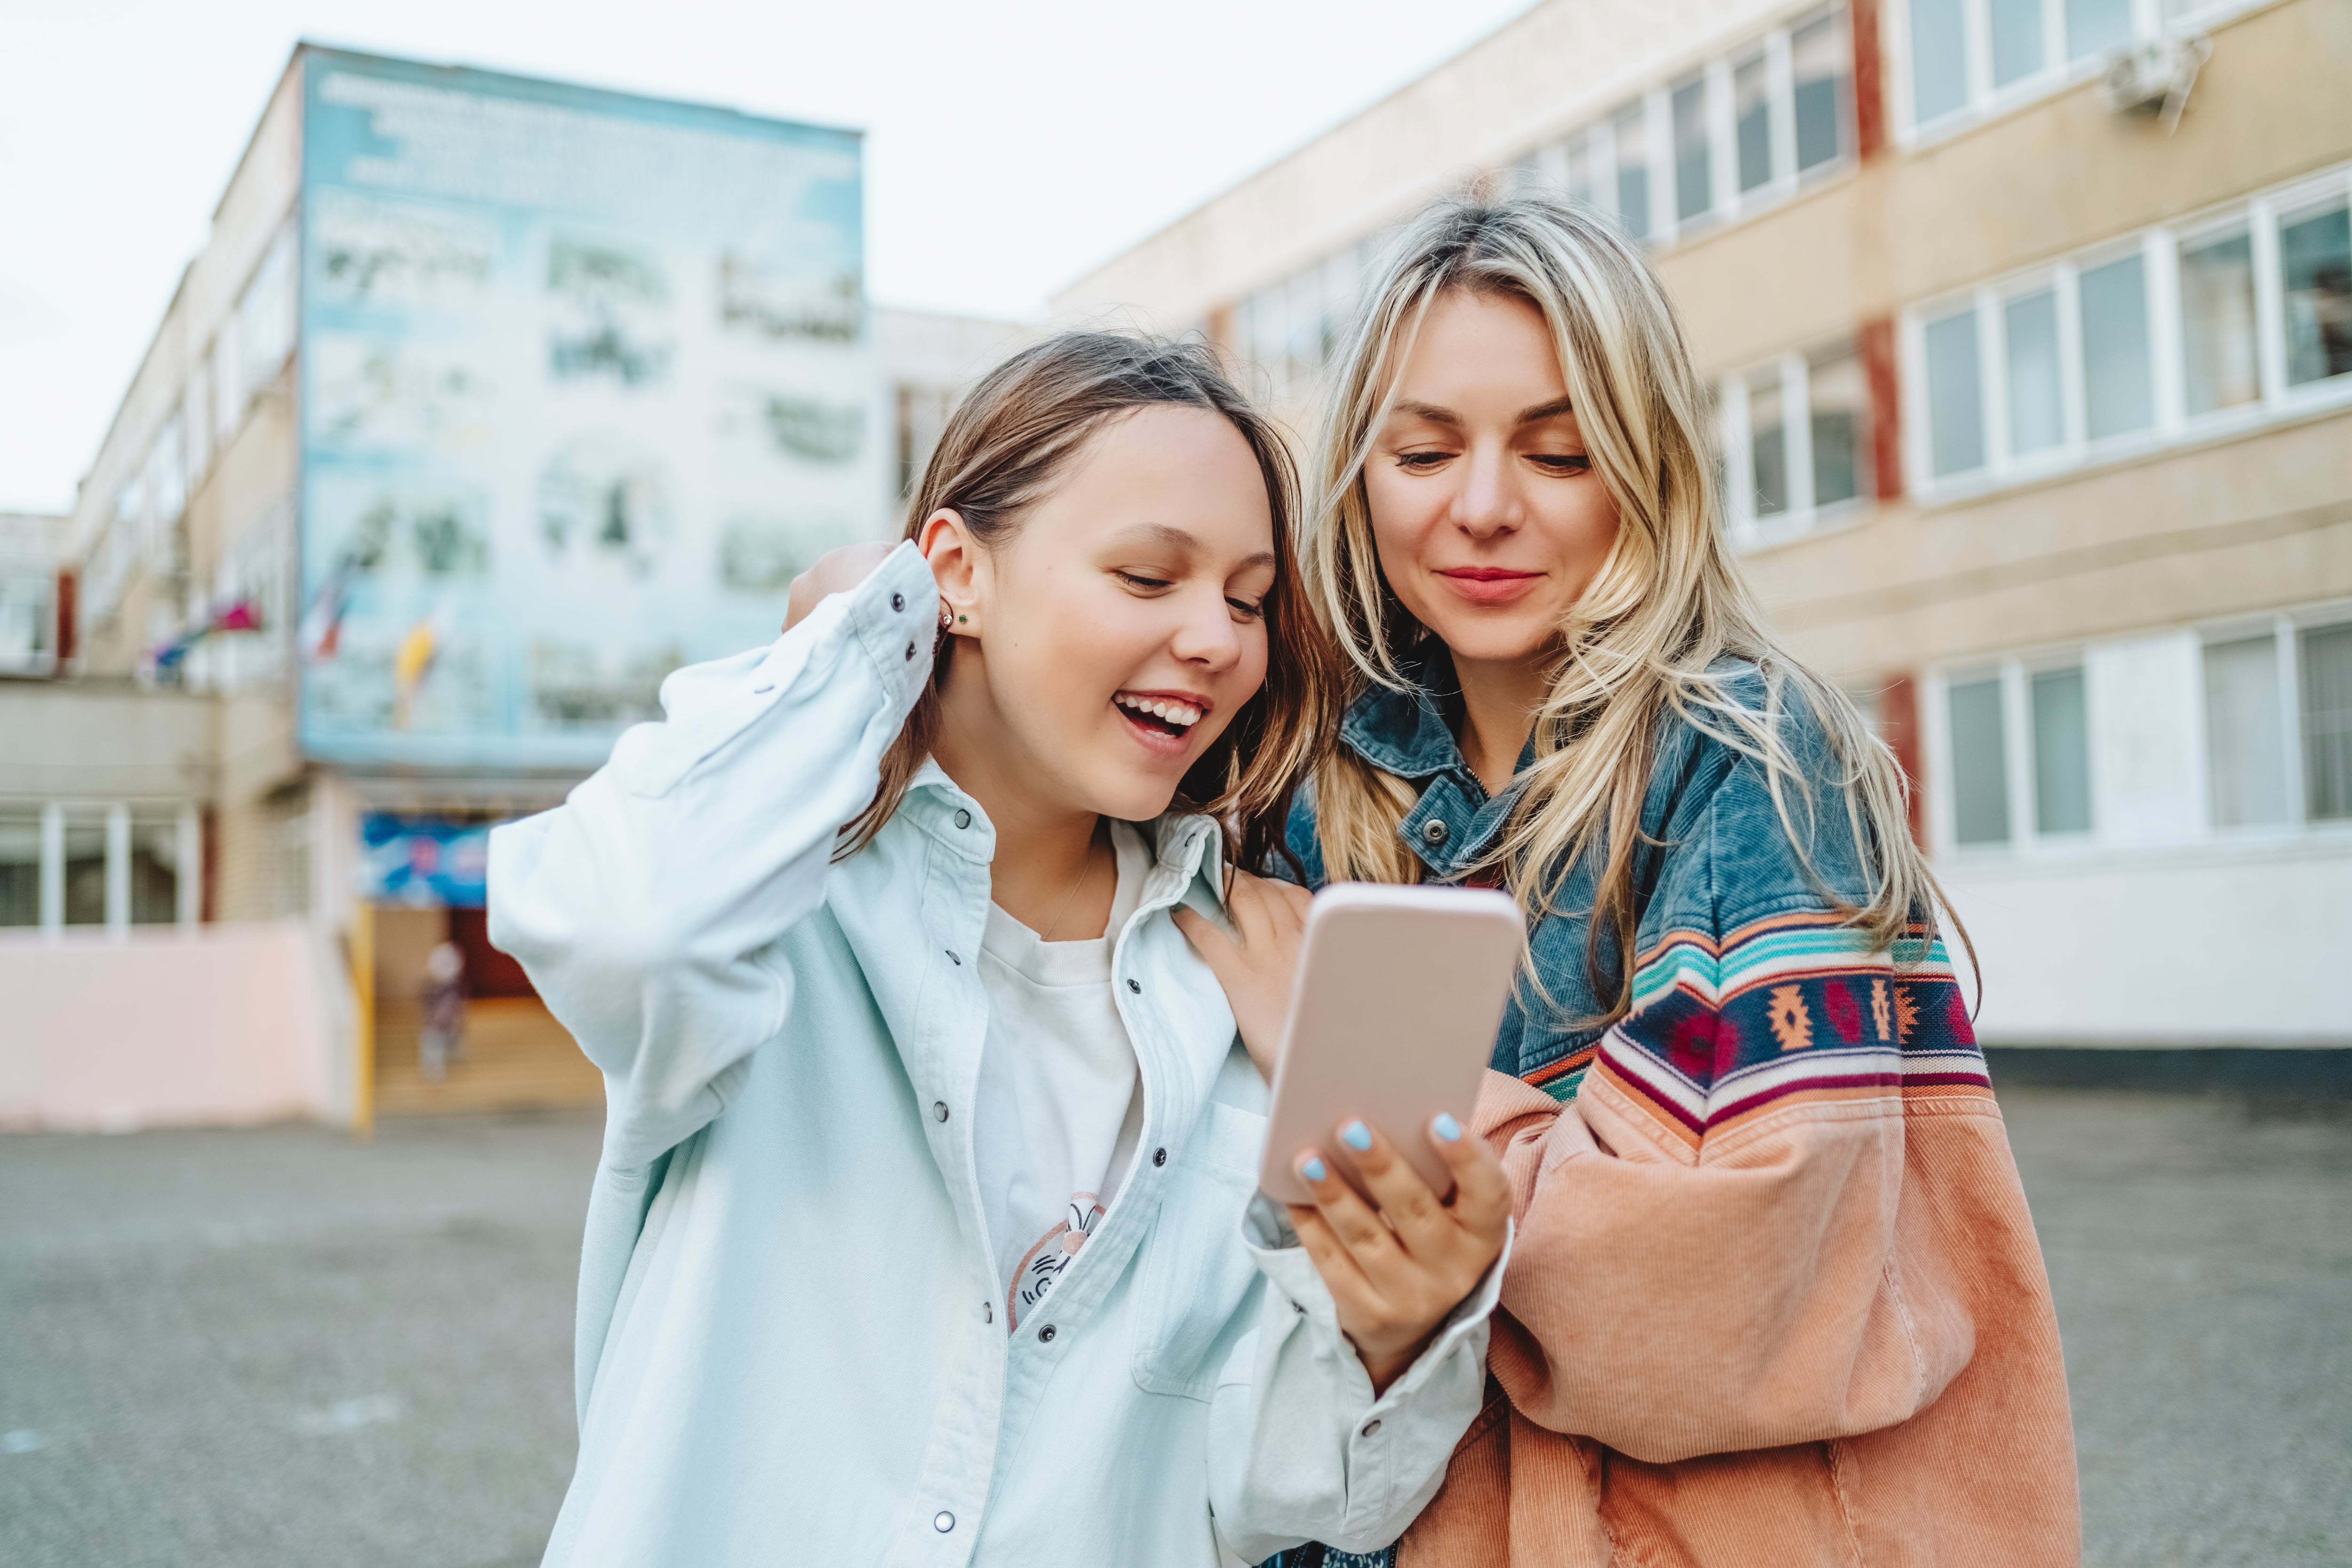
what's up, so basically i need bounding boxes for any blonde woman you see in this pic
[1183,198,2080,1566]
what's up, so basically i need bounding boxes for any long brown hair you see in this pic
[843,330,1336,873]
[1303,194,1964,1021]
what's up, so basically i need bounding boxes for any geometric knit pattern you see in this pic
[1583,909,1991,1149]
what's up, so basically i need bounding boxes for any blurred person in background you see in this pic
[489,332,1513,1566]
[1186,195,2081,1568]
[419,939,468,1083]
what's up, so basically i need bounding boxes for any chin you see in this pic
[1422,615,1556,667]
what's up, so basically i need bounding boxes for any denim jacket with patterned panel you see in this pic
[1276,650,2081,1568]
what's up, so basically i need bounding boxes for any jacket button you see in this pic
[891,592,905,612]
[982,1300,993,1323]
[1362,1418,1382,1437]
[954,809,971,829]
[946,949,961,966]
[933,1510,954,1532]
[933,1101,949,1122]
[905,642,918,661]
[1152,1147,1167,1167]
[1126,979,1140,994]
[1038,1323,1056,1343]
[1421,818,1449,846]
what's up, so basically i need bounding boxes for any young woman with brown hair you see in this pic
[490,331,1513,1568]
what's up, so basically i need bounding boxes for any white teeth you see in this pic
[1116,693,1201,728]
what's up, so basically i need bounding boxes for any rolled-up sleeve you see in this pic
[1207,1196,1510,1562]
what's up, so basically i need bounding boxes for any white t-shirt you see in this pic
[973,820,1153,1333]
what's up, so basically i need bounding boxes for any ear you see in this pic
[918,509,985,638]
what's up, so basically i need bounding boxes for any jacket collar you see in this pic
[1338,645,1534,882]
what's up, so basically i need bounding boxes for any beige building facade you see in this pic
[1055,0,2352,1047]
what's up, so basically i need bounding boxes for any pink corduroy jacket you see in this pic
[1398,1059,2081,1567]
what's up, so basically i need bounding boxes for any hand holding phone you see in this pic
[1176,878,1517,1392]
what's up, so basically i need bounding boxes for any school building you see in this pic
[1,46,1029,1131]
[1053,0,2352,1051]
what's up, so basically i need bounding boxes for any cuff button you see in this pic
[1362,1418,1382,1437]
[891,592,905,612]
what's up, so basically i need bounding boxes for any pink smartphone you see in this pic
[1256,882,1524,1207]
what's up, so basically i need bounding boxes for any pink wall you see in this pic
[0,922,340,1131]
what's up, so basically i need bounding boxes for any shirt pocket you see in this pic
[1130,1098,1265,1401]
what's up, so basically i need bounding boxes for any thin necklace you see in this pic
[1038,826,1106,943]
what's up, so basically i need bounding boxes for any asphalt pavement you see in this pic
[1,1086,2346,1567]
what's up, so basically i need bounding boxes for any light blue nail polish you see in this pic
[1433,1112,1462,1142]
[1300,1156,1327,1182]
[1341,1121,1372,1151]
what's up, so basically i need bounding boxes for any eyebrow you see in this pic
[1392,395,1577,427]
[1122,522,1276,570]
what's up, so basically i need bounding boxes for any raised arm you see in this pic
[488,544,938,1169]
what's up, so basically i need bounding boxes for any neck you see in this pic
[1450,648,1551,799]
[930,657,1112,939]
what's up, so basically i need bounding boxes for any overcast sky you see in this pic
[0,0,1533,515]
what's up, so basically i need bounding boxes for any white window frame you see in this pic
[1889,0,2264,144]
[1510,3,1856,252]
[23,800,203,936]
[1903,161,2352,503]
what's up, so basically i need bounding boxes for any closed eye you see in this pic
[1115,570,1174,592]
[1396,451,1454,471]
[1531,454,1593,475]
[1226,597,1266,620]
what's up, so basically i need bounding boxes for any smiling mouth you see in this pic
[1114,691,1207,738]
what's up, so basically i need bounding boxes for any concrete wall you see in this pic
[0,921,340,1130]
[0,683,216,803]
[1946,838,2352,1046]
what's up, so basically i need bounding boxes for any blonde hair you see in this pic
[1301,193,1960,1019]
[844,330,1338,874]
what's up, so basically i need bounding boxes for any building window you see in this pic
[1909,165,2352,498]
[1791,9,1851,173]
[2078,252,2153,441]
[1733,51,1773,194]
[2030,667,2092,834]
[1946,676,2011,844]
[2203,634,2289,827]
[2064,0,2135,59]
[1923,307,1985,477]
[1507,7,1851,249]
[1807,345,1871,507]
[1990,0,2046,87]
[1671,74,1713,225]
[1231,241,1373,401]
[63,812,106,927]
[238,222,298,404]
[2003,287,2067,457]
[1907,0,1971,126]
[1722,340,1874,546]
[2280,198,2352,389]
[1747,367,1789,518]
[2304,623,2352,821]
[130,812,183,925]
[1612,102,1653,241]
[0,815,37,927]
[2179,228,2260,415]
[1900,0,2248,135]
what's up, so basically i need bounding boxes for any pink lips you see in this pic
[1436,567,1544,606]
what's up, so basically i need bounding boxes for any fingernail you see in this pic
[1341,1121,1372,1151]
[1300,1156,1327,1182]
[1432,1112,1462,1142]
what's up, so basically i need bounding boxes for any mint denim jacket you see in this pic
[488,547,1501,1568]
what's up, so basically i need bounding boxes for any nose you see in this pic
[1450,440,1522,540]
[1168,584,1245,671]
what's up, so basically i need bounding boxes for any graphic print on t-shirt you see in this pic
[1007,1194,1104,1331]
